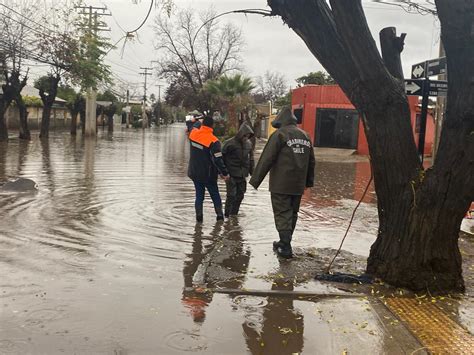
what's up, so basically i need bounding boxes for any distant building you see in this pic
[5,86,70,130]
[291,85,435,155]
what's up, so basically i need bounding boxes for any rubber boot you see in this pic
[224,202,230,218]
[231,197,243,216]
[215,206,224,221]
[273,238,284,250]
[196,206,203,223]
[276,231,292,259]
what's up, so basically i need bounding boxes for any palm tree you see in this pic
[205,74,254,133]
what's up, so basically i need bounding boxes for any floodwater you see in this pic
[0,125,469,354]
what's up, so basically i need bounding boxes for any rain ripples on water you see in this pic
[0,126,390,354]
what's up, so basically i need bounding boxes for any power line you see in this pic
[103,0,155,59]
[0,13,60,43]
[0,3,58,35]
[128,0,155,35]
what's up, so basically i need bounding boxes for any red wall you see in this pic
[292,85,435,156]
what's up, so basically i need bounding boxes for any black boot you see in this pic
[273,239,283,250]
[196,206,203,223]
[276,231,292,258]
[215,206,224,221]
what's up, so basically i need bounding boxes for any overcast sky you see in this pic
[57,0,440,100]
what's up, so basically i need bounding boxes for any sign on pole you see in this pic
[404,78,448,164]
[411,57,447,79]
[404,79,448,98]
[411,61,426,79]
[405,79,424,96]
[426,57,447,77]
[428,80,448,97]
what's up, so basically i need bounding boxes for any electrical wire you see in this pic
[324,160,374,274]
[369,0,436,15]
[104,58,138,74]
[128,0,154,34]
[0,3,58,34]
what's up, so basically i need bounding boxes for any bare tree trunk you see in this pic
[107,113,114,133]
[40,106,52,138]
[3,70,29,140]
[228,103,237,134]
[80,110,86,135]
[16,96,30,140]
[268,0,473,292]
[70,111,78,136]
[0,100,8,141]
[39,75,60,139]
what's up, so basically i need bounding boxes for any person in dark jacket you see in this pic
[249,107,316,258]
[222,123,255,217]
[188,116,229,222]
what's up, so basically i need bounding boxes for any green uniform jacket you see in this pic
[222,123,255,178]
[249,107,316,195]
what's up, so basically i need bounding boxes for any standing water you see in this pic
[0,126,406,354]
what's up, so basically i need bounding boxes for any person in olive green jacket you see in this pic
[249,107,316,258]
[222,123,255,217]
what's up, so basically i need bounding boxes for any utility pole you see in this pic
[125,89,130,128]
[75,5,111,137]
[139,67,152,128]
[156,84,163,124]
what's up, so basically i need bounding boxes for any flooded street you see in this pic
[0,126,472,354]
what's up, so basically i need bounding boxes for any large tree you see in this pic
[154,7,244,113]
[0,0,42,140]
[34,1,79,139]
[267,0,473,292]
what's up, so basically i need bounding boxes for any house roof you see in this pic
[96,100,112,107]
[21,85,66,103]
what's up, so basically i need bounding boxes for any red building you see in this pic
[291,85,435,155]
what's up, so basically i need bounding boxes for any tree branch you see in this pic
[380,27,406,80]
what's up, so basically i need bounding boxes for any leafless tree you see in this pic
[255,71,287,103]
[153,7,244,112]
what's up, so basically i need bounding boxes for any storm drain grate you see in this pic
[386,297,474,354]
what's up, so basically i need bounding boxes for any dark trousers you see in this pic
[271,193,302,233]
[193,180,222,215]
[225,177,247,216]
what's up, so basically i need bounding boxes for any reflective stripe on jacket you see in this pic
[188,126,228,183]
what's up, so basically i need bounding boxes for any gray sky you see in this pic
[78,0,440,100]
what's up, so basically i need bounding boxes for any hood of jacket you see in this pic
[271,106,297,129]
[235,122,254,141]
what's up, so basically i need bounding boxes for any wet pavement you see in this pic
[0,125,472,354]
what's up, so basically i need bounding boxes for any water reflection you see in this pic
[182,219,251,323]
[182,223,214,323]
[0,142,7,179]
[305,160,375,209]
[40,139,54,192]
[1,127,439,353]
[243,276,304,355]
[17,140,29,177]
